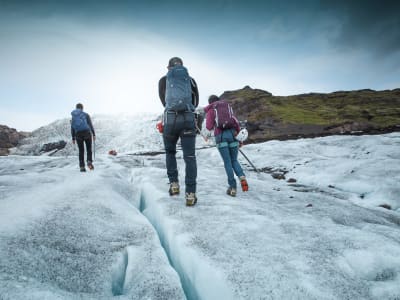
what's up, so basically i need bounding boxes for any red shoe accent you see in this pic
[240,179,249,192]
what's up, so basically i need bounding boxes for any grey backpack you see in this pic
[165,65,193,112]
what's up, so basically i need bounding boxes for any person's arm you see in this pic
[86,114,96,138]
[190,78,199,107]
[71,124,76,143]
[205,109,216,131]
[158,76,166,107]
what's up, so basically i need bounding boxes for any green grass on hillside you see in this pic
[229,88,400,128]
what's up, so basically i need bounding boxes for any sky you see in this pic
[0,0,399,131]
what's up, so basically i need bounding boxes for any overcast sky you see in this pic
[1,0,399,131]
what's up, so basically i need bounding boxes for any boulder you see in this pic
[0,125,29,156]
[40,140,67,153]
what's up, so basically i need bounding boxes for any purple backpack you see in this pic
[213,100,236,129]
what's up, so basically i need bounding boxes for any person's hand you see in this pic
[72,140,76,145]
[204,129,212,138]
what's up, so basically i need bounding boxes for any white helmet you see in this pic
[236,128,248,142]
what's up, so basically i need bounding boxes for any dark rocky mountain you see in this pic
[220,86,400,143]
[0,125,30,155]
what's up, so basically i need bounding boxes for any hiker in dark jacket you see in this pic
[71,103,96,172]
[158,57,199,206]
[204,95,249,197]
[159,69,199,108]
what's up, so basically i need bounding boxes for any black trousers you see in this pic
[76,131,93,167]
[163,111,197,193]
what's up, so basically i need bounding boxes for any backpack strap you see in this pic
[213,104,219,128]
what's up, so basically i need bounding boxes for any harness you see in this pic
[163,110,195,138]
[216,129,239,148]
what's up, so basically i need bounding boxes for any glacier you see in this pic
[1,114,400,299]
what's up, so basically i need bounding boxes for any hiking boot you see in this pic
[80,167,86,172]
[169,182,180,196]
[240,176,249,192]
[226,187,237,197]
[185,192,197,206]
[87,162,94,170]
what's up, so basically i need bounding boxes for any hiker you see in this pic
[158,57,199,206]
[204,95,249,197]
[71,103,96,172]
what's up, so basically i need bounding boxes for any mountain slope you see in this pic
[221,86,400,142]
[12,114,164,156]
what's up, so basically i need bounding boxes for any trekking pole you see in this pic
[93,137,96,161]
[239,148,259,173]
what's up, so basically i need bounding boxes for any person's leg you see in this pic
[163,134,179,183]
[163,113,180,184]
[180,129,197,194]
[229,144,245,178]
[229,144,248,191]
[76,137,85,168]
[85,135,93,164]
[218,144,236,189]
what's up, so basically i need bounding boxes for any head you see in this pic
[167,57,183,69]
[208,95,220,104]
[76,103,83,110]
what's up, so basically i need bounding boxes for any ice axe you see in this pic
[93,136,96,160]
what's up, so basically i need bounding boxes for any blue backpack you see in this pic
[165,65,193,112]
[71,109,90,132]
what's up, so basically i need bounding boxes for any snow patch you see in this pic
[338,249,400,299]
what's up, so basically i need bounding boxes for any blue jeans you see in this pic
[216,129,245,189]
[163,111,197,193]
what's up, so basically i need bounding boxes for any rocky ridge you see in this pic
[220,86,400,143]
[0,125,30,156]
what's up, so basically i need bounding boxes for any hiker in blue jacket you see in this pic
[71,103,96,172]
[158,57,199,206]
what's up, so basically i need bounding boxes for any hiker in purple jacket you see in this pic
[204,95,249,197]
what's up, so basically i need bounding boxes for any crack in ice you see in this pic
[111,248,128,296]
[137,183,235,300]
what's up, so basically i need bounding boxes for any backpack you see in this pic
[71,109,90,132]
[165,65,193,112]
[213,100,236,129]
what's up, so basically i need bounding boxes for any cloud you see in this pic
[320,0,400,57]
[0,0,398,131]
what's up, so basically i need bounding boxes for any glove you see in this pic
[156,121,163,133]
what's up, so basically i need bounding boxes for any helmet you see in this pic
[168,57,183,68]
[235,128,248,142]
